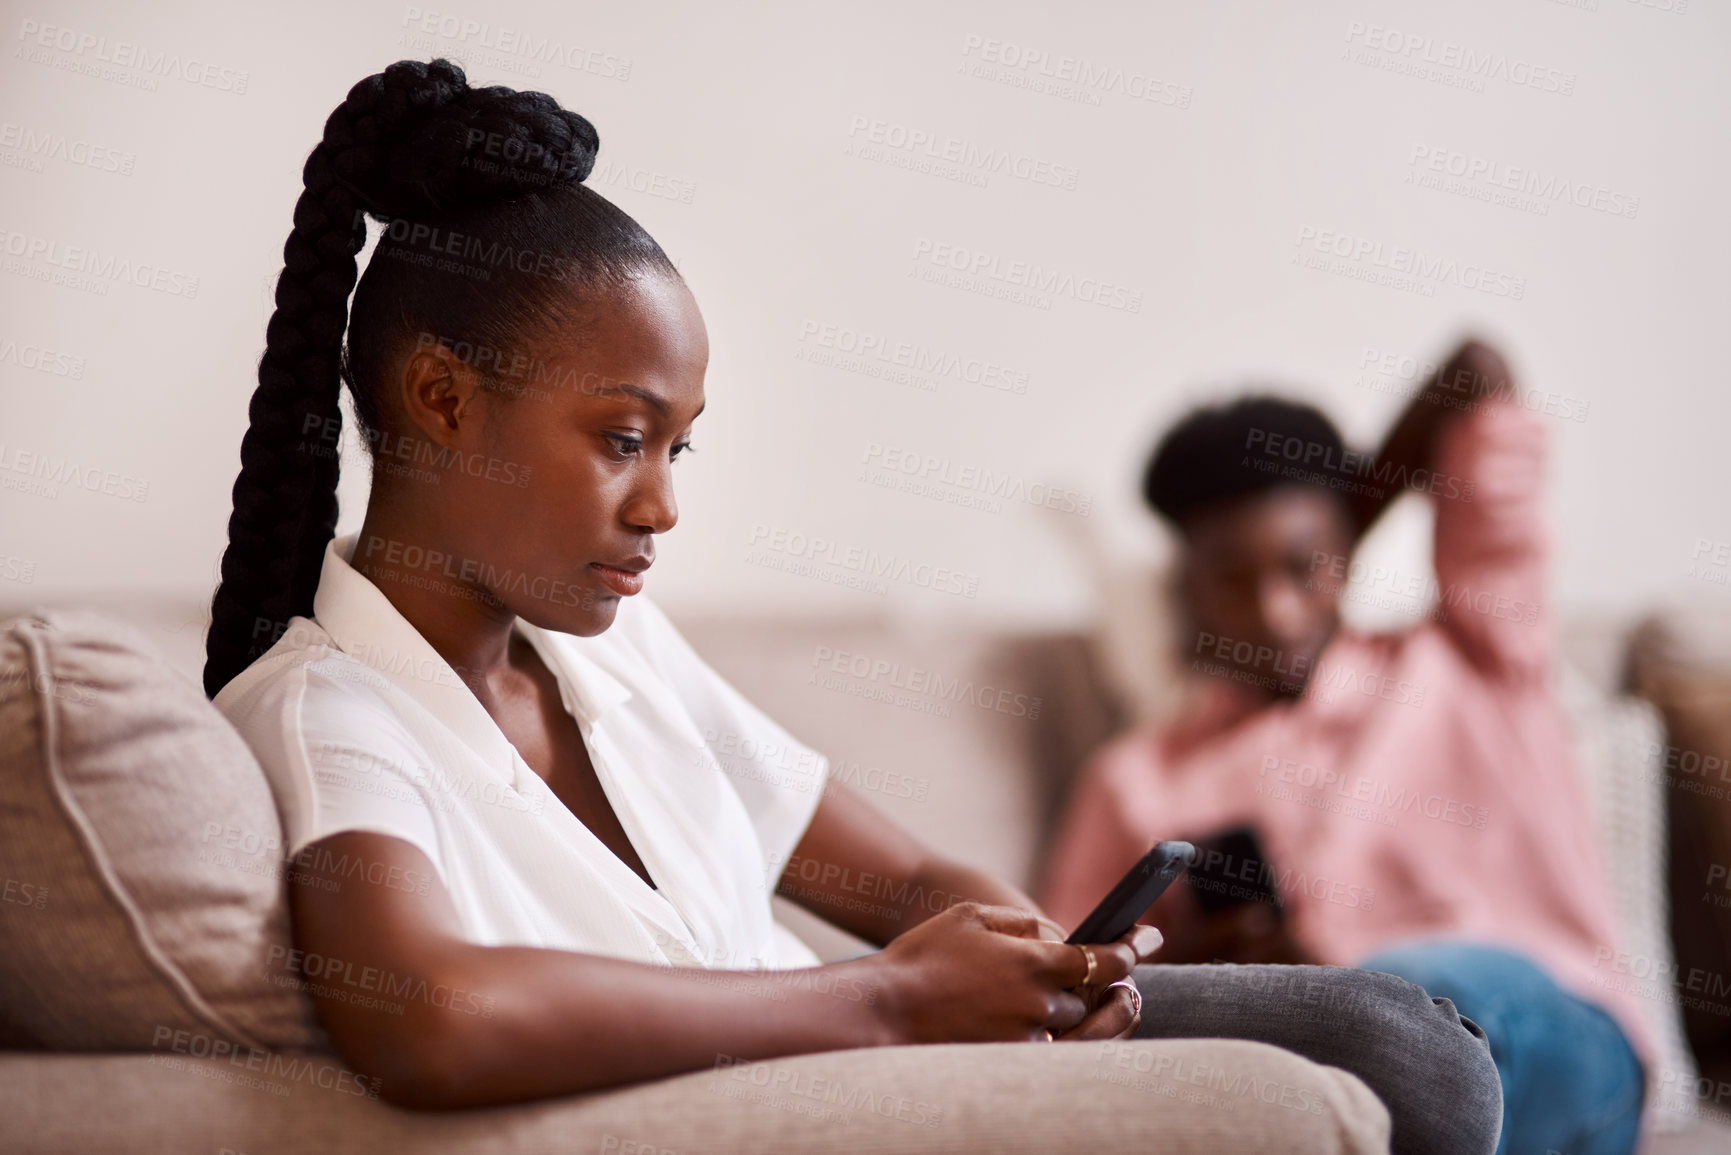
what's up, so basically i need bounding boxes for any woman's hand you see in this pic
[866,903,1163,1044]
[1037,920,1164,1042]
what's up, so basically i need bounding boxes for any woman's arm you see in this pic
[1346,339,1512,541]
[290,829,1154,1109]
[775,782,1043,945]
[770,783,1159,1023]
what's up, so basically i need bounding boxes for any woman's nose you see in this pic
[623,464,679,534]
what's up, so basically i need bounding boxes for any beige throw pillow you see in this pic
[0,612,325,1053]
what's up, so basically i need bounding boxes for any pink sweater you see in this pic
[1040,398,1653,1065]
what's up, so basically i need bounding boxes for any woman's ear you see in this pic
[397,341,489,446]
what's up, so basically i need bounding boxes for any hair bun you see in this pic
[322,58,599,219]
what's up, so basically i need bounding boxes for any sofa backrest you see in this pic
[677,615,1125,960]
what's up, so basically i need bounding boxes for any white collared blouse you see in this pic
[215,534,829,971]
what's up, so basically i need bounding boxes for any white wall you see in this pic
[3,0,1728,632]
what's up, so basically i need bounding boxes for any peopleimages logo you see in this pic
[797,320,1031,395]
[0,227,200,298]
[910,238,1144,313]
[1092,1043,1329,1116]
[358,534,596,610]
[1353,345,1591,424]
[1307,551,1540,629]
[0,442,148,502]
[0,121,135,175]
[265,944,496,1018]
[1,875,47,910]
[150,1026,381,1099]
[846,115,1081,190]
[0,555,37,584]
[1258,754,1491,830]
[589,158,697,205]
[1293,226,1525,300]
[1342,21,1576,96]
[1243,427,1477,503]
[15,19,250,93]
[810,644,1043,720]
[398,7,632,80]
[1406,145,1639,220]
[1188,846,1377,912]
[299,414,532,488]
[710,1054,944,1129]
[0,335,85,378]
[861,442,1092,517]
[746,524,981,599]
[957,33,1194,110]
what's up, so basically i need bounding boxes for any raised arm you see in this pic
[1346,339,1514,543]
[1350,339,1553,678]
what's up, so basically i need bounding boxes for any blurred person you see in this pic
[1040,339,1649,1154]
[200,58,1500,1153]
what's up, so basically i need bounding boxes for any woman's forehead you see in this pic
[541,274,707,378]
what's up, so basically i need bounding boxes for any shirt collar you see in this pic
[516,620,633,730]
[311,534,631,770]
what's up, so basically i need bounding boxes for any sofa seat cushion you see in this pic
[0,1038,1390,1154]
[0,612,324,1052]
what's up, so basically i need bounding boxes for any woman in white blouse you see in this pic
[202,59,1503,1150]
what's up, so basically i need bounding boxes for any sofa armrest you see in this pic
[0,1038,1389,1154]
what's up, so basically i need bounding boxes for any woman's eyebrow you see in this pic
[589,381,668,414]
[587,381,704,421]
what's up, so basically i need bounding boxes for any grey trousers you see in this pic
[1130,963,1503,1155]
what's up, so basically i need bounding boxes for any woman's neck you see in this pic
[351,504,519,696]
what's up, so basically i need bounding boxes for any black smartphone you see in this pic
[1065,840,1197,945]
[1186,824,1284,918]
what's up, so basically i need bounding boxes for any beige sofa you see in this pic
[3,593,1729,1152]
[0,603,1389,1154]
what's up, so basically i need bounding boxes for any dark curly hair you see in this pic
[204,58,677,698]
[1141,395,1352,528]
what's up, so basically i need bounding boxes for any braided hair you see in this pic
[204,58,677,698]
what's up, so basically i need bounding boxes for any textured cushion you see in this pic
[0,1038,1390,1154]
[1559,664,1698,1131]
[0,612,324,1052]
[1628,606,1731,1088]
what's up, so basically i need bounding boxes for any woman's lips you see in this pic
[590,562,645,597]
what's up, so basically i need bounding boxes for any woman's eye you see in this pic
[671,441,694,462]
[604,434,643,457]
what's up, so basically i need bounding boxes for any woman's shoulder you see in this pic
[213,614,420,741]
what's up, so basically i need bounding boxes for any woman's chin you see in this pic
[519,597,623,638]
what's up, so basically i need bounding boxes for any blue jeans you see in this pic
[1360,941,1644,1155]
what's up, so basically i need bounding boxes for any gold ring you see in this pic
[1107,978,1142,1019]
[1075,943,1098,989]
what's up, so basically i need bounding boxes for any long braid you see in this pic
[204,58,626,698]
